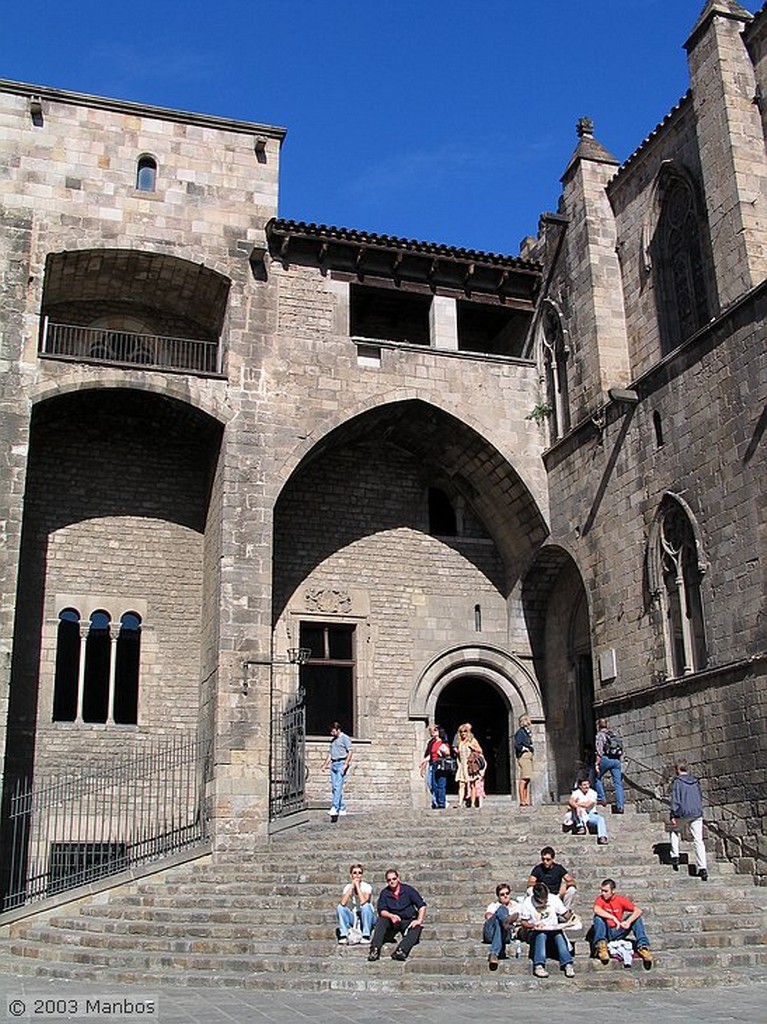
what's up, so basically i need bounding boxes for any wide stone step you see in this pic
[0,802,760,995]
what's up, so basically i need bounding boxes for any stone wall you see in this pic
[544,285,767,875]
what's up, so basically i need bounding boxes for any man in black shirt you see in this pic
[526,846,577,912]
[367,869,426,962]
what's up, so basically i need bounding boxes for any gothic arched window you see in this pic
[541,305,570,440]
[651,169,710,355]
[648,495,708,677]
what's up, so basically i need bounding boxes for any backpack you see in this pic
[603,730,623,759]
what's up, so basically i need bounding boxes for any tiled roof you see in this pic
[267,219,541,271]
[608,92,692,188]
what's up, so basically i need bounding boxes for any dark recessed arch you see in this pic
[273,399,548,618]
[41,249,231,340]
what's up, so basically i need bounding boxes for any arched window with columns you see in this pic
[52,603,142,725]
[648,494,708,678]
[540,303,570,440]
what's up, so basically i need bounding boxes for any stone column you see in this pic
[429,294,459,350]
[686,4,767,305]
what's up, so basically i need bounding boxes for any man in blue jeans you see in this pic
[594,717,624,813]
[592,878,653,970]
[483,883,521,970]
[519,883,575,979]
[322,722,352,817]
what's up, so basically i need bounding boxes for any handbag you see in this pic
[347,924,363,945]
[435,756,457,773]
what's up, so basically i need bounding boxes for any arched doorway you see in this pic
[435,676,511,795]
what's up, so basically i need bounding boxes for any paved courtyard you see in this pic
[1,974,765,1024]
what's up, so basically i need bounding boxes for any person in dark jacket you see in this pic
[669,759,708,881]
[367,869,426,961]
[514,715,534,807]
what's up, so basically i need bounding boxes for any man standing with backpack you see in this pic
[594,718,624,814]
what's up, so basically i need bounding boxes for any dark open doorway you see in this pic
[435,676,511,795]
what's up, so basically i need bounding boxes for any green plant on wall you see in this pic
[526,402,552,424]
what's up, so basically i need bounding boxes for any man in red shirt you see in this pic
[592,878,653,970]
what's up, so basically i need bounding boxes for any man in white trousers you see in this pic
[669,759,708,881]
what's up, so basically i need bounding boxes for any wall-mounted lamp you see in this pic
[287,647,311,665]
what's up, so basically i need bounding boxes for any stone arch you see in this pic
[272,398,548,626]
[521,543,595,797]
[410,644,542,723]
[27,376,231,428]
[410,644,545,799]
[41,249,231,342]
[4,385,224,798]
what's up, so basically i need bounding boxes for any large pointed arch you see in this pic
[272,398,548,621]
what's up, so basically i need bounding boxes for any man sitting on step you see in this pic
[483,882,521,970]
[566,778,609,845]
[592,878,653,970]
[367,869,426,962]
[526,847,577,911]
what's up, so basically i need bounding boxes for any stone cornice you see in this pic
[0,78,287,141]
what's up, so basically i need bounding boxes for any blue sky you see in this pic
[1,1,755,254]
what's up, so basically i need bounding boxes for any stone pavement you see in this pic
[1,973,765,1024]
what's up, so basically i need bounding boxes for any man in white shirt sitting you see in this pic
[519,882,575,979]
[567,777,609,845]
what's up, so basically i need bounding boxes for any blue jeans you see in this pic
[592,915,650,949]
[427,765,447,808]
[336,902,376,939]
[330,760,347,812]
[595,757,624,810]
[574,809,608,839]
[482,905,514,956]
[529,929,573,967]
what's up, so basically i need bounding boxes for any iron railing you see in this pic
[2,733,211,911]
[269,691,306,820]
[39,319,221,375]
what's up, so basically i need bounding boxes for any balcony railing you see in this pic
[39,319,222,376]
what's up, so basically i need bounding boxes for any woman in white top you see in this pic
[336,863,375,943]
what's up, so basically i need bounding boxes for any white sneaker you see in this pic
[327,807,338,815]
[564,963,575,978]
[337,809,348,816]
[533,965,549,978]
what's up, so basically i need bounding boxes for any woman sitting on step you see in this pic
[335,863,376,944]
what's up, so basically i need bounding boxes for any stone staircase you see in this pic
[1,802,766,992]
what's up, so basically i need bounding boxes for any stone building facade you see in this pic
[0,0,764,887]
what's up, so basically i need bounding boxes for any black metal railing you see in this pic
[269,691,306,820]
[39,319,221,375]
[2,733,211,911]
